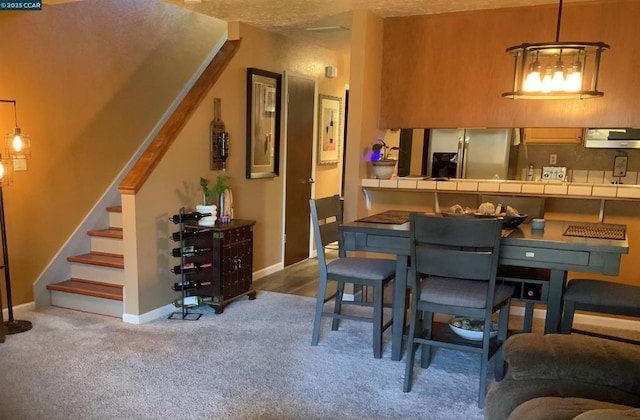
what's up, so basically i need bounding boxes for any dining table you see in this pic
[339,212,629,361]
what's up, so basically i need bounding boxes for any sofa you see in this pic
[484,333,640,419]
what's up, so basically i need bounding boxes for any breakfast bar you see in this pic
[340,217,629,361]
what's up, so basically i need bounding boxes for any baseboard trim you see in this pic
[122,303,175,324]
[253,262,284,280]
[2,301,36,319]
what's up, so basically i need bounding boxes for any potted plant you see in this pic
[371,139,399,179]
[197,176,220,226]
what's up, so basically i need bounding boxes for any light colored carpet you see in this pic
[0,291,489,419]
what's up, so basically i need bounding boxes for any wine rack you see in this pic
[169,207,204,321]
[169,210,256,317]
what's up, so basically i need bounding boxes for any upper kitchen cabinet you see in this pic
[523,128,583,145]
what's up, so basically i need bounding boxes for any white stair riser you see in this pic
[70,263,124,285]
[90,236,124,255]
[50,290,122,318]
[108,212,123,229]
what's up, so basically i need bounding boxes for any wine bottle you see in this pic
[169,211,212,224]
[218,131,229,170]
[209,98,226,170]
[171,245,213,258]
[172,295,212,307]
[172,280,212,291]
[171,227,213,241]
[171,262,213,274]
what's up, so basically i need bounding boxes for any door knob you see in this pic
[307,178,315,184]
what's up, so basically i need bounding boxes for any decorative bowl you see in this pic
[448,317,498,341]
[501,214,528,228]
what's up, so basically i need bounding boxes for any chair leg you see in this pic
[312,276,329,346]
[523,302,535,333]
[373,282,384,359]
[478,328,490,409]
[495,304,510,381]
[561,301,576,334]
[419,311,433,368]
[403,293,420,392]
[332,281,345,331]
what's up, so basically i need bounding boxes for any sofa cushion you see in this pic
[484,378,640,420]
[509,397,635,420]
[574,408,640,419]
[503,334,640,396]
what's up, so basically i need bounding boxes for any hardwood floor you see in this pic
[252,250,337,298]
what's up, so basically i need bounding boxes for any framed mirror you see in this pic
[246,68,282,179]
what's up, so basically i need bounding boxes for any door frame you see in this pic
[280,71,318,264]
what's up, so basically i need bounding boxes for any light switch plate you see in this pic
[613,155,628,177]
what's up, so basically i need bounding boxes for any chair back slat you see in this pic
[415,246,494,280]
[410,214,502,283]
[310,195,343,266]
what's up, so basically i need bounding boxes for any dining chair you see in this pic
[403,214,514,408]
[561,278,640,345]
[309,195,395,358]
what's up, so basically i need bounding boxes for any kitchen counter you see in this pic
[361,178,640,201]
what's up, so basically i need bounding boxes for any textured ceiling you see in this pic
[161,0,595,51]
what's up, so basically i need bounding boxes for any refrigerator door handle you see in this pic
[456,136,465,178]
[459,135,470,178]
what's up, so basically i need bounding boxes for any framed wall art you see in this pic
[317,94,342,164]
[246,68,282,179]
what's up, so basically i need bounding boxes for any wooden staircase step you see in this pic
[106,206,122,213]
[47,278,123,301]
[67,252,124,269]
[87,228,123,239]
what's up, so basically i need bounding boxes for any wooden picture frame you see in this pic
[317,94,342,164]
[246,68,282,179]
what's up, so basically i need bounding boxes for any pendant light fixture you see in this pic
[502,0,609,99]
[1,99,31,168]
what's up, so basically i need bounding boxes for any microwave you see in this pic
[584,128,640,149]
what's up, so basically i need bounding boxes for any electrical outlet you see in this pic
[549,154,557,165]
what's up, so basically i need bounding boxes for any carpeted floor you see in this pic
[0,291,489,420]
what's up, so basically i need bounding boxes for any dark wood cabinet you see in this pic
[183,219,256,314]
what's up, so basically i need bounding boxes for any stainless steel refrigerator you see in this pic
[428,128,512,180]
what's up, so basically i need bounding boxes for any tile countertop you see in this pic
[360,178,640,200]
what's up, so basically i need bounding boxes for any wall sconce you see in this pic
[0,99,33,335]
[502,0,609,99]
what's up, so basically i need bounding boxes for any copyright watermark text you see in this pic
[0,1,42,11]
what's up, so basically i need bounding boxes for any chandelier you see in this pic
[502,0,609,99]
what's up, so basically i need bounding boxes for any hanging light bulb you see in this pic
[565,54,583,92]
[551,53,565,91]
[11,128,23,154]
[523,52,542,92]
[541,65,554,93]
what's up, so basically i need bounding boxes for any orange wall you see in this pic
[0,0,230,308]
[381,0,640,128]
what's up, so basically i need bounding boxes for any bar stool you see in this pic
[561,278,640,345]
